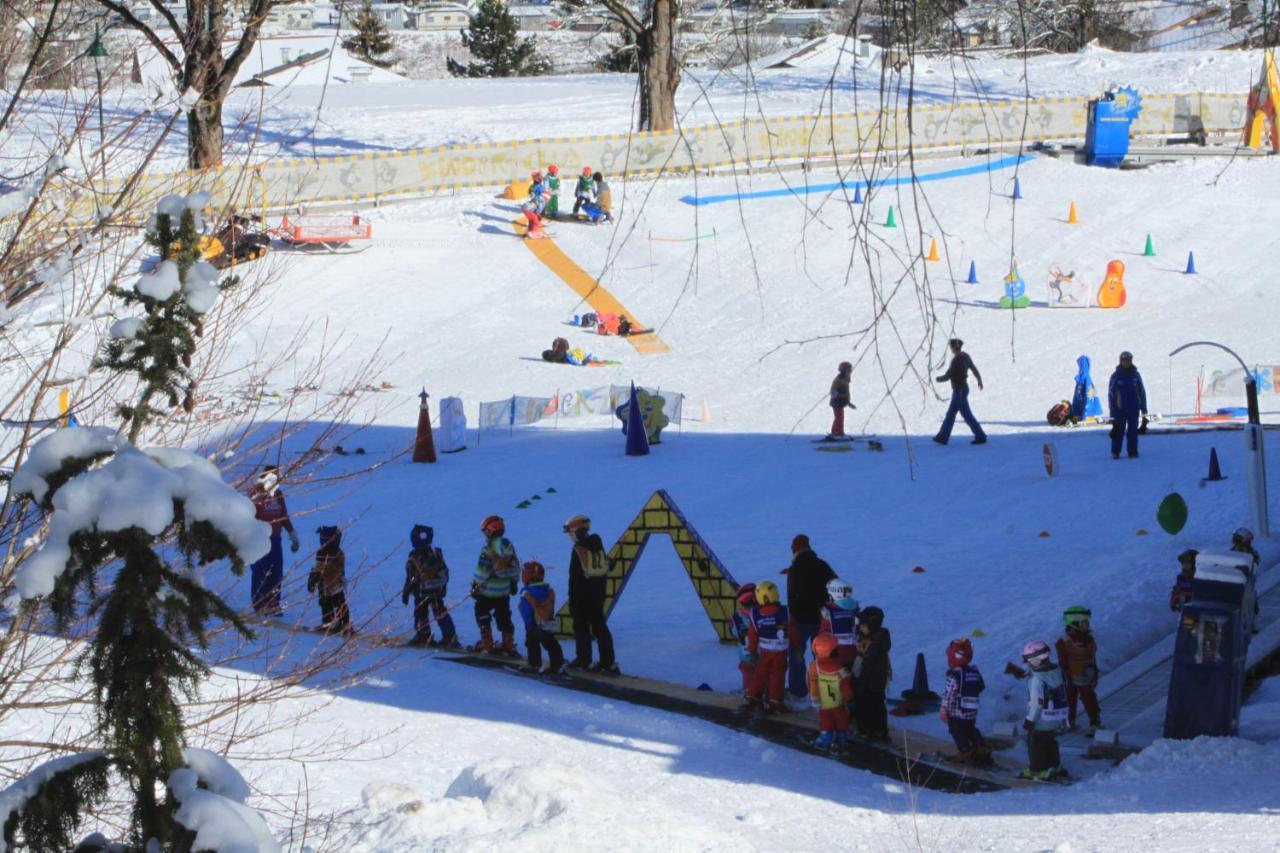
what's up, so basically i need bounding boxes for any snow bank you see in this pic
[0,751,105,853]
[12,430,271,599]
[169,748,280,853]
[1241,677,1280,742]
[348,759,736,852]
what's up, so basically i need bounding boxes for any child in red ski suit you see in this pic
[807,633,853,749]
[1056,606,1101,730]
[745,581,789,713]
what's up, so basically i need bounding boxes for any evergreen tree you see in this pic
[342,0,397,68]
[447,0,551,78]
[2,196,276,851]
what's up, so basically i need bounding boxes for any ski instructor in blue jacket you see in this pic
[1108,351,1147,459]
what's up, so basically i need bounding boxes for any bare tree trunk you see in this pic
[187,97,225,170]
[641,0,679,131]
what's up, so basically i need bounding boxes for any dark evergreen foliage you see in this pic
[448,0,551,77]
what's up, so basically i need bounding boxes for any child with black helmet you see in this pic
[401,524,460,648]
[852,606,891,740]
[308,525,351,633]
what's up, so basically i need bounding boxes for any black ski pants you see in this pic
[570,578,614,667]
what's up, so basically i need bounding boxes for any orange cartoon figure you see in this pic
[1096,260,1127,309]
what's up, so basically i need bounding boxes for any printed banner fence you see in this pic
[1207,366,1280,396]
[61,91,1248,221]
[478,386,687,431]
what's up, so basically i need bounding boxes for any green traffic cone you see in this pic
[1143,234,1155,257]
[885,206,896,228]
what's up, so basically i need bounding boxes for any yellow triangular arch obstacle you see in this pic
[553,490,742,643]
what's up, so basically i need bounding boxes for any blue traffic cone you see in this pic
[1204,447,1226,482]
[1185,251,1197,275]
[966,260,978,284]
[1013,177,1023,200]
[624,383,650,457]
[852,184,863,204]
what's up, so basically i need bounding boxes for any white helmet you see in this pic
[827,579,853,601]
[255,467,280,495]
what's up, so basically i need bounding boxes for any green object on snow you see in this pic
[885,206,896,228]
[546,487,557,493]
[516,500,532,509]
[1143,234,1155,257]
[531,494,542,501]
[1157,492,1188,535]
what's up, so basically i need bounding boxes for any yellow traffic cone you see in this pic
[926,238,940,262]
[1067,201,1079,224]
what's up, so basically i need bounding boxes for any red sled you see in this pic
[275,214,372,254]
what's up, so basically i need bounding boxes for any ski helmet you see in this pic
[563,514,590,534]
[547,164,559,176]
[755,580,780,606]
[946,638,973,668]
[521,560,545,585]
[255,466,280,494]
[859,606,884,631]
[531,171,543,182]
[1021,639,1051,666]
[735,582,757,609]
[316,525,341,548]
[812,632,839,660]
[1063,605,1092,629]
[1177,548,1198,570]
[827,579,853,602]
[949,338,963,350]
[481,515,505,538]
[1233,527,1255,548]
[582,166,593,176]
[410,524,434,548]
[838,361,852,373]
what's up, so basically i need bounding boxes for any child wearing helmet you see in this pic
[939,638,991,767]
[820,579,859,668]
[307,526,351,633]
[1229,527,1261,634]
[522,174,551,239]
[401,525,460,648]
[807,632,853,750]
[517,561,564,674]
[745,580,790,713]
[572,167,595,217]
[564,514,617,673]
[828,361,854,439]
[852,606,891,740]
[1021,639,1069,780]
[732,583,758,693]
[471,515,521,656]
[1169,549,1197,613]
[1055,606,1101,731]
[545,165,561,217]
[249,465,299,616]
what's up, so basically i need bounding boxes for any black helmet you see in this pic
[859,606,884,631]
[316,525,341,547]
[410,524,434,548]
[948,338,963,350]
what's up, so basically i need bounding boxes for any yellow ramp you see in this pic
[513,219,670,355]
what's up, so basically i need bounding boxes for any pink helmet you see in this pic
[1021,639,1050,665]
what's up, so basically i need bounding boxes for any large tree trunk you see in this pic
[186,97,224,170]
[642,0,679,132]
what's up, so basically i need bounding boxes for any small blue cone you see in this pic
[852,184,863,204]
[1185,251,1197,275]
[966,260,978,284]
[1204,447,1226,482]
[1013,177,1023,200]
[624,383,650,457]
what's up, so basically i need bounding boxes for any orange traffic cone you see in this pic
[926,238,940,262]
[413,389,437,464]
[1067,201,1079,224]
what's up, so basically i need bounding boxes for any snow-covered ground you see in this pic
[5,45,1280,851]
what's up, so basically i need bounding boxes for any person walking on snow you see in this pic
[565,514,617,673]
[852,606,891,740]
[786,534,836,698]
[807,633,853,750]
[572,167,594,217]
[934,338,987,445]
[401,524,460,648]
[1107,351,1147,459]
[249,465,299,616]
[828,361,855,438]
[1021,639,1069,781]
[517,561,565,674]
[308,526,351,634]
[745,581,790,713]
[470,515,521,656]
[940,638,992,766]
[1056,606,1103,731]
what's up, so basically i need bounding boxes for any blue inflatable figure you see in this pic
[1072,355,1104,421]
[999,259,1030,309]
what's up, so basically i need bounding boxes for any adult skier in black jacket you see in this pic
[565,514,617,673]
[786,534,836,697]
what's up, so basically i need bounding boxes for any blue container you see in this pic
[1085,93,1135,167]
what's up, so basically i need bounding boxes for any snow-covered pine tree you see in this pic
[447,0,551,78]
[341,0,397,68]
[1,193,277,852]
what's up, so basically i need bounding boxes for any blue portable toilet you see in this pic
[1162,554,1252,739]
[1084,87,1143,168]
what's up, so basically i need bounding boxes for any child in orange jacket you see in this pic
[807,632,853,749]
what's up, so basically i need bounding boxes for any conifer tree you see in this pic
[447,0,551,78]
[342,0,397,68]
[1,195,276,851]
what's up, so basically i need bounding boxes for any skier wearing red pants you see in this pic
[828,361,854,438]
[745,581,789,713]
[1056,605,1102,731]
[807,633,853,749]
[731,583,757,693]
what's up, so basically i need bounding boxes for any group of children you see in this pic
[522,164,614,239]
[1170,527,1261,631]
[733,577,892,749]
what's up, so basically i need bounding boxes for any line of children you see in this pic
[517,560,565,674]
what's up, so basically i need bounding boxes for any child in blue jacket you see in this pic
[517,561,564,674]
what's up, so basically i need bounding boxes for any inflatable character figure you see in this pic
[999,259,1031,309]
[1096,259,1127,308]
[616,388,671,444]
